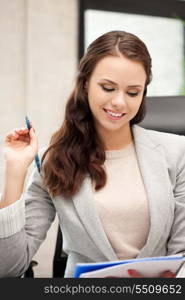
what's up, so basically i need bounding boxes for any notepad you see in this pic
[74,254,185,278]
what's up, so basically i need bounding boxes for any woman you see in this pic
[0,30,185,278]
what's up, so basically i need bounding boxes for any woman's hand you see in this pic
[128,269,176,278]
[0,124,39,208]
[3,125,38,170]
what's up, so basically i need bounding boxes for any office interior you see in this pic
[0,0,185,277]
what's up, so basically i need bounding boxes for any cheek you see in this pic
[88,88,108,111]
[127,97,143,114]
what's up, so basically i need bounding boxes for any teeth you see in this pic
[106,110,122,117]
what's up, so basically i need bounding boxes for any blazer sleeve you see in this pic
[167,151,185,255]
[0,165,56,278]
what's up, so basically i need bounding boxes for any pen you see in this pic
[25,116,41,173]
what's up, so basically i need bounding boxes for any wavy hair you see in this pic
[41,30,152,198]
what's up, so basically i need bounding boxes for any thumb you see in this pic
[29,127,38,145]
[29,127,35,136]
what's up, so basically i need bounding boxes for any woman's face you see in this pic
[87,54,147,135]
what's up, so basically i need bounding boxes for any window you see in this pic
[79,0,185,97]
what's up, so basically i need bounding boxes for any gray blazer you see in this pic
[1,124,185,278]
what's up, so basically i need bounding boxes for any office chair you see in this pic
[24,95,185,277]
[140,95,185,135]
[52,225,67,277]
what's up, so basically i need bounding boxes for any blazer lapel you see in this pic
[73,124,173,261]
[73,176,118,261]
[132,125,174,257]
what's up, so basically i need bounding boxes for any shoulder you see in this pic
[134,124,185,148]
[133,124,185,164]
[147,127,185,144]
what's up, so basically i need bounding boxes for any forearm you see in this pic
[0,229,31,277]
[0,163,28,208]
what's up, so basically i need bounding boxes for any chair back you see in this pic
[140,96,185,135]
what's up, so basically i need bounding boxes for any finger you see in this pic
[128,269,143,278]
[161,271,176,278]
[12,128,29,140]
[5,128,29,142]
[6,130,19,140]
[7,127,29,135]
[6,128,19,138]
[11,133,19,140]
[15,127,29,134]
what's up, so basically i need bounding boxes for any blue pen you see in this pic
[25,116,41,173]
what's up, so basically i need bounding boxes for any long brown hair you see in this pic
[41,30,152,198]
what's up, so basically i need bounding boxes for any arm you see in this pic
[0,126,56,277]
[0,164,27,208]
[167,151,185,255]
[0,158,56,277]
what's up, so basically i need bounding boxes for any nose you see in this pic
[111,92,128,110]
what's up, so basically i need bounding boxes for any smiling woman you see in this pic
[41,30,152,197]
[0,30,185,279]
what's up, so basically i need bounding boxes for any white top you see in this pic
[93,141,150,260]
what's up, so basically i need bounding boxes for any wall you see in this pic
[0,0,78,277]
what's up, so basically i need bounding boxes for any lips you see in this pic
[103,108,126,120]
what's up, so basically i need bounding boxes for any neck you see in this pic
[97,123,133,150]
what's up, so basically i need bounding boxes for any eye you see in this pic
[127,92,139,97]
[101,85,115,92]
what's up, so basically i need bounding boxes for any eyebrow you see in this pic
[99,78,143,88]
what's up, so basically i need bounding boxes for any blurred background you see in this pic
[0,0,185,277]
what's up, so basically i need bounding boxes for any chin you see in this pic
[101,123,126,132]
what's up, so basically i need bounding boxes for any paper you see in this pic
[74,254,185,278]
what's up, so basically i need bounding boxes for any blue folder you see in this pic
[74,254,185,278]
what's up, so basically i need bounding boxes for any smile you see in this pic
[103,108,126,120]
